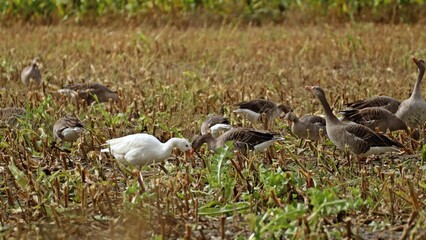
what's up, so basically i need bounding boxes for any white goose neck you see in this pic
[162,138,182,151]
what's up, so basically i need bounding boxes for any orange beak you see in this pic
[186,149,194,158]
[304,86,314,91]
[413,57,420,64]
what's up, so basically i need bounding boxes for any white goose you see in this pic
[101,133,192,167]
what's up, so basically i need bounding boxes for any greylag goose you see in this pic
[53,116,84,142]
[101,133,192,167]
[191,127,284,155]
[21,58,42,86]
[340,107,407,132]
[344,96,400,114]
[395,58,426,127]
[284,112,326,141]
[58,82,118,104]
[0,107,26,126]
[233,99,291,129]
[305,86,403,157]
[200,114,232,138]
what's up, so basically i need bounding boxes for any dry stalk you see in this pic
[398,211,418,240]
[389,171,395,225]
[50,204,61,228]
[270,189,282,208]
[185,223,192,240]
[220,215,226,239]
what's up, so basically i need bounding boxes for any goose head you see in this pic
[31,57,42,69]
[413,57,425,72]
[191,134,210,152]
[284,112,298,124]
[277,104,291,116]
[175,139,192,157]
[305,85,325,97]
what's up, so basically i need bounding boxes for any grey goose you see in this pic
[58,82,118,105]
[340,107,407,133]
[0,107,26,126]
[191,127,284,155]
[344,96,400,114]
[284,112,327,141]
[233,99,291,129]
[21,58,42,86]
[305,86,403,157]
[395,58,426,128]
[200,114,232,138]
[53,116,84,142]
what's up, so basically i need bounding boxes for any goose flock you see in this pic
[2,57,426,169]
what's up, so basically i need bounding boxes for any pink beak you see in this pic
[304,86,314,91]
[413,57,420,64]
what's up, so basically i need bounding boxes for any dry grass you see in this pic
[1,22,426,239]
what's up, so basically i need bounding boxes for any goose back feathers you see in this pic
[53,116,84,142]
[58,82,118,104]
[192,127,284,155]
[285,112,327,141]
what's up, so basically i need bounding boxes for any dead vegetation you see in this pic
[1,23,426,238]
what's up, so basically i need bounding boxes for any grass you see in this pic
[1,0,426,24]
[1,22,426,238]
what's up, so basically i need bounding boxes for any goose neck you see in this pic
[411,67,425,99]
[316,93,340,124]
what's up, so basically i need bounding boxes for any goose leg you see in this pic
[298,138,304,148]
[195,150,206,168]
[158,163,169,175]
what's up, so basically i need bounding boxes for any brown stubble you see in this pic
[1,23,426,238]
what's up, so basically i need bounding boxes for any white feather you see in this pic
[233,109,260,123]
[58,89,78,98]
[210,124,232,138]
[253,137,285,152]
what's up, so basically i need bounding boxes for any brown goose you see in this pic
[340,107,407,133]
[200,114,232,138]
[305,86,403,157]
[233,99,291,128]
[395,58,426,127]
[191,128,284,155]
[21,58,42,86]
[0,107,26,126]
[58,82,118,104]
[344,96,400,114]
[53,116,84,142]
[284,112,326,141]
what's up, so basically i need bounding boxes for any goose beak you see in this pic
[413,57,420,64]
[186,149,194,158]
[304,86,314,91]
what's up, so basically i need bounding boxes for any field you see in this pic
[1,22,426,239]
